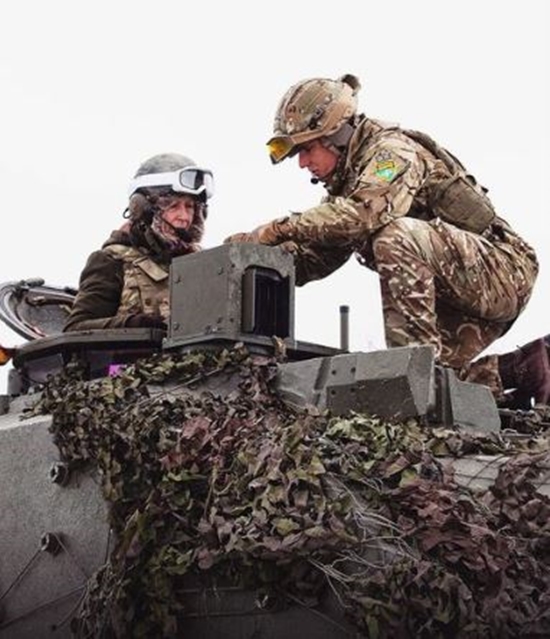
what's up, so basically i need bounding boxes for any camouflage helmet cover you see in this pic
[267,74,361,164]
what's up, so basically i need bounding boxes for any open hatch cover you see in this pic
[0,278,77,341]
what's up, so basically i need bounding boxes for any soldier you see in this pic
[225,74,548,408]
[64,153,214,332]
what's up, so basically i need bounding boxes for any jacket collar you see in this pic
[322,116,400,195]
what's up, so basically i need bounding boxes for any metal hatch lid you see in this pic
[0,278,77,341]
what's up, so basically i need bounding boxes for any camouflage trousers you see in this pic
[370,217,539,398]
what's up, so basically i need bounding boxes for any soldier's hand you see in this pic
[278,241,299,255]
[224,221,282,246]
[224,231,260,244]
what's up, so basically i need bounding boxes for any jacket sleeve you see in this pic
[63,250,128,331]
[280,241,352,286]
[264,135,427,248]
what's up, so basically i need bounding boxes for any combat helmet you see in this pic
[128,153,214,203]
[126,152,215,227]
[266,74,361,164]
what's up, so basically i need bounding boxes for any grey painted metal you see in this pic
[0,413,111,638]
[165,244,296,351]
[0,280,76,341]
[276,346,501,432]
[8,328,164,396]
[276,346,436,421]
[434,367,501,433]
[0,244,507,635]
[448,454,550,496]
[0,386,377,638]
[339,305,349,352]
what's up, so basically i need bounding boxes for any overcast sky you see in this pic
[1,1,548,391]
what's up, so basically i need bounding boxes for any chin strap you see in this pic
[313,120,357,187]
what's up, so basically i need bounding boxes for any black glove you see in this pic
[126,314,167,330]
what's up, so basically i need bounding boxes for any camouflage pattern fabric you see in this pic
[371,217,537,397]
[239,117,539,398]
[104,244,170,321]
[65,242,170,331]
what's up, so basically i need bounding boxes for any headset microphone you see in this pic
[310,177,319,185]
[158,214,193,243]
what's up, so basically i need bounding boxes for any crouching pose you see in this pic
[225,74,548,408]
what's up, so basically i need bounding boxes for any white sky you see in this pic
[1,1,549,391]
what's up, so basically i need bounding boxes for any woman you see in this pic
[64,153,214,332]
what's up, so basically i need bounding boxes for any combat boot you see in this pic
[498,338,550,409]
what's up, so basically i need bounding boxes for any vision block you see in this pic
[165,244,295,351]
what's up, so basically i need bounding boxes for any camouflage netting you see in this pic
[27,344,550,638]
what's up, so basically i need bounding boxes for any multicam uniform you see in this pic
[257,117,539,396]
[64,234,170,331]
[65,152,211,334]
[64,228,200,331]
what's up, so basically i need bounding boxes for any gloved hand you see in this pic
[278,240,299,255]
[224,220,283,246]
[224,230,260,244]
[126,314,167,330]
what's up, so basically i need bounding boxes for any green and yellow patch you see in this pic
[371,149,404,183]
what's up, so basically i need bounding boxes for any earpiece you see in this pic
[128,193,154,223]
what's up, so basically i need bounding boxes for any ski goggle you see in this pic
[266,136,297,164]
[266,133,317,164]
[128,167,215,199]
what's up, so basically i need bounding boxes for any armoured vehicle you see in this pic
[0,245,548,638]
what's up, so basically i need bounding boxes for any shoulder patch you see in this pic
[371,150,405,184]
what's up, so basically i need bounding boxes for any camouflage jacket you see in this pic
[267,117,525,285]
[64,230,170,331]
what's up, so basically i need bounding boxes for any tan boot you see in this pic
[498,338,550,409]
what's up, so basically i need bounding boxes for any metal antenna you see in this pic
[339,305,349,352]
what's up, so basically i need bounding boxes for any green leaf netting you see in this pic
[27,345,550,638]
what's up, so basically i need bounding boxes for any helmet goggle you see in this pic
[267,77,359,164]
[266,130,321,164]
[128,167,214,199]
[266,136,296,164]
